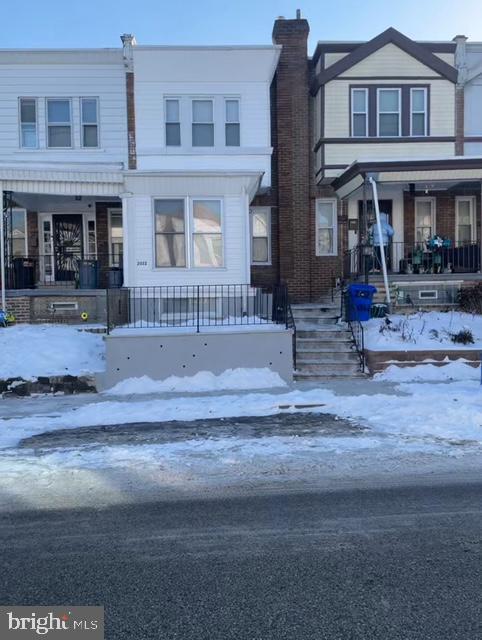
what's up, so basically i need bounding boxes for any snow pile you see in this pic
[0,324,105,380]
[364,311,482,351]
[375,360,480,382]
[105,368,287,396]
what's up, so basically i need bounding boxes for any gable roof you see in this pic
[311,28,457,94]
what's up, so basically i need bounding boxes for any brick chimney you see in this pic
[453,34,468,156]
[121,34,137,169]
[272,12,310,301]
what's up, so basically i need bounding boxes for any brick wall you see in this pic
[126,71,137,170]
[7,296,31,323]
[455,84,464,156]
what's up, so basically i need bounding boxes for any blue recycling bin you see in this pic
[346,284,377,321]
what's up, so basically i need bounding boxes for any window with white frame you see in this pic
[225,99,240,146]
[192,199,223,267]
[316,199,337,256]
[165,98,181,146]
[250,207,271,264]
[377,89,401,137]
[192,99,214,147]
[19,98,38,148]
[351,88,368,137]
[410,88,427,136]
[456,197,475,243]
[81,98,99,147]
[7,209,28,256]
[415,198,435,243]
[154,199,186,267]
[109,210,123,266]
[47,99,72,147]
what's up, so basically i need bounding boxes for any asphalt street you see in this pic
[1,481,481,639]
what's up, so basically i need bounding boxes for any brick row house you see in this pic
[3,14,482,321]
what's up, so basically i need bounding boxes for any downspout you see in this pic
[368,176,391,306]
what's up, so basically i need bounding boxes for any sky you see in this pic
[5,0,482,51]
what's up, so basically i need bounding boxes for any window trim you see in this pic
[455,196,476,243]
[250,206,271,265]
[164,96,181,147]
[46,97,73,148]
[410,87,428,137]
[315,198,338,257]
[190,197,224,269]
[18,98,38,149]
[224,97,241,147]
[377,88,401,137]
[191,98,215,148]
[350,88,368,138]
[80,97,100,148]
[414,197,436,243]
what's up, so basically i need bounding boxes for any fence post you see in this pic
[196,285,200,333]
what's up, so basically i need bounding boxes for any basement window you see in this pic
[418,290,438,300]
[48,301,79,311]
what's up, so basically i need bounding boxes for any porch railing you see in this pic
[2,253,123,289]
[344,241,481,280]
[106,284,294,335]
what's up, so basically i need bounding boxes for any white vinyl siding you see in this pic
[410,88,427,136]
[19,98,38,148]
[455,197,476,243]
[316,199,337,256]
[351,88,368,137]
[377,88,401,137]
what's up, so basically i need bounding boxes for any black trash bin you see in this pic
[12,257,35,289]
[78,260,99,289]
[107,267,123,289]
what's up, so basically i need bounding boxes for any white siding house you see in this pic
[124,45,280,288]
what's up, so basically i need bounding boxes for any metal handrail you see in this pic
[341,289,365,373]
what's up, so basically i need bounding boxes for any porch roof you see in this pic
[332,156,482,199]
[0,162,124,197]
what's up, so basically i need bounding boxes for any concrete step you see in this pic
[296,361,362,374]
[296,341,354,351]
[296,350,359,362]
[292,306,339,317]
[297,329,352,339]
[294,371,367,380]
[295,316,339,327]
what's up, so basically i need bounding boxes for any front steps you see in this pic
[292,302,365,380]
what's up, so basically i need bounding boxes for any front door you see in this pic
[53,214,83,281]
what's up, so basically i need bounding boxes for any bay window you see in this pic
[316,199,337,256]
[250,207,271,264]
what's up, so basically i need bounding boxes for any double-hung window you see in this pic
[165,98,181,146]
[377,89,401,137]
[410,88,427,136]
[19,99,38,148]
[192,200,223,267]
[415,198,435,243]
[81,98,99,147]
[316,199,337,256]
[47,99,72,147]
[225,99,240,146]
[351,89,368,137]
[8,209,28,256]
[456,197,475,243]
[192,99,214,147]
[154,199,186,267]
[250,208,271,264]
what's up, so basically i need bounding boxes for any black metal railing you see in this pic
[344,241,480,280]
[106,284,294,336]
[2,253,123,289]
[341,289,365,373]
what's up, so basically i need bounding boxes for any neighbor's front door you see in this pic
[53,214,83,281]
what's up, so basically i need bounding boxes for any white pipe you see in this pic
[0,184,5,312]
[368,177,391,305]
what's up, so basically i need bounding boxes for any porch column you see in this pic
[120,192,132,287]
[0,181,5,312]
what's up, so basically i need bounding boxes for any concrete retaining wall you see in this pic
[97,328,293,390]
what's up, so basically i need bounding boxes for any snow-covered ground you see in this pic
[375,360,480,382]
[0,324,105,379]
[364,311,482,351]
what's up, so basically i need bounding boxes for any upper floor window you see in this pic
[81,98,99,148]
[351,88,368,137]
[19,99,38,148]
[192,99,214,147]
[165,98,181,146]
[47,99,72,148]
[377,89,401,137]
[410,88,427,137]
[225,99,240,146]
